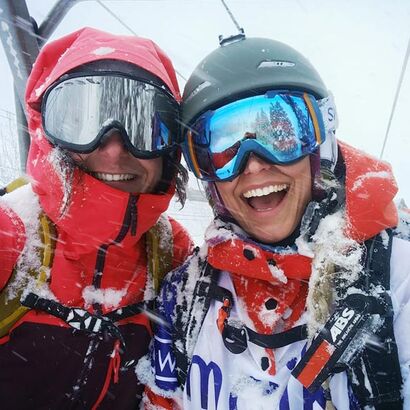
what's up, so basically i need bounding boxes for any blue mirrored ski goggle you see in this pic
[42,73,180,158]
[182,91,327,181]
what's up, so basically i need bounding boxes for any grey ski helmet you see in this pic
[182,36,328,128]
[182,35,338,219]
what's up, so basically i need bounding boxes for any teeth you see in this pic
[243,184,288,199]
[94,173,135,182]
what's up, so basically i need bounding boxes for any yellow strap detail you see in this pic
[146,220,173,294]
[5,176,29,194]
[151,233,161,293]
[0,306,29,331]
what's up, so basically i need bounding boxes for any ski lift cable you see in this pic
[95,0,138,36]
[220,0,242,32]
[95,0,187,82]
[379,34,410,160]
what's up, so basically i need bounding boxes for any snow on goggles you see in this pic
[41,74,180,158]
[182,91,326,181]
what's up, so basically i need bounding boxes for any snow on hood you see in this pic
[26,27,180,107]
[23,27,180,250]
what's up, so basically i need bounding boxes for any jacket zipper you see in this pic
[69,194,138,407]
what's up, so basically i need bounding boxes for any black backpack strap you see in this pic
[348,230,403,409]
[22,292,154,349]
[173,259,221,386]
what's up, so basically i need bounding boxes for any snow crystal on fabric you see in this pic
[136,354,182,400]
[267,263,287,284]
[92,47,115,56]
[229,374,282,409]
[304,210,365,336]
[395,208,410,240]
[351,170,392,191]
[82,285,126,309]
[47,147,73,216]
[34,84,46,98]
[1,184,55,300]
[402,361,410,408]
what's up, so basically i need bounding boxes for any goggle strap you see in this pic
[318,92,339,134]
[303,93,323,145]
[187,131,202,178]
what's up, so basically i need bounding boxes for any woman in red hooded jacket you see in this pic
[0,27,193,409]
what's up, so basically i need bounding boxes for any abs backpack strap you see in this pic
[291,230,403,408]
[348,230,403,409]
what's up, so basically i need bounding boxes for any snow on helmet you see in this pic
[182,34,338,218]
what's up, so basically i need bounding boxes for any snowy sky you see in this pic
[0,0,409,212]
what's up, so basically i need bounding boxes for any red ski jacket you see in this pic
[0,27,192,409]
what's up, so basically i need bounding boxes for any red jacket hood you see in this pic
[340,141,398,242]
[24,28,181,251]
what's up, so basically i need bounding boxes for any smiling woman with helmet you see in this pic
[0,27,193,409]
[140,34,410,409]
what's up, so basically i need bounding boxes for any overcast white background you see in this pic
[1,0,409,242]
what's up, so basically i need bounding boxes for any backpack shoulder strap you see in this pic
[173,257,221,386]
[146,215,174,294]
[0,179,56,337]
[348,229,403,409]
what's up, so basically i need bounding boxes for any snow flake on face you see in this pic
[82,285,126,309]
[92,46,116,56]
[351,170,392,191]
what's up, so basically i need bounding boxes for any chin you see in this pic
[248,225,293,244]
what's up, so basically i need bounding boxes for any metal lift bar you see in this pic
[0,0,80,171]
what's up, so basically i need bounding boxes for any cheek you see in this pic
[215,181,236,205]
[140,158,163,182]
[67,152,91,167]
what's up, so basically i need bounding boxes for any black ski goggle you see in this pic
[41,73,180,158]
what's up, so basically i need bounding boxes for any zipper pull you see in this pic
[130,195,137,236]
[112,340,121,384]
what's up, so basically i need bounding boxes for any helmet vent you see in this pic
[185,80,212,103]
[258,61,296,69]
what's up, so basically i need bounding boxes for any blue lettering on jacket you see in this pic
[279,384,326,410]
[154,327,178,391]
[186,355,223,409]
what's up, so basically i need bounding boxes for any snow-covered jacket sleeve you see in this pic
[139,266,188,409]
